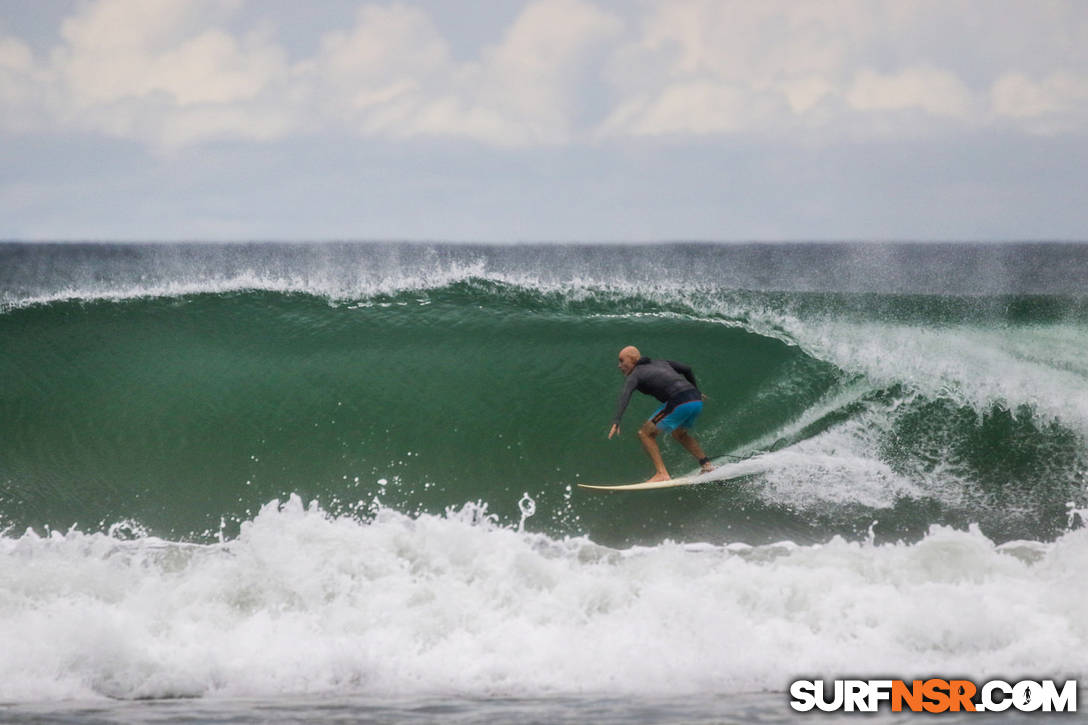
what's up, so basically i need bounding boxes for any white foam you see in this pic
[776,316,1088,434]
[1,496,1086,703]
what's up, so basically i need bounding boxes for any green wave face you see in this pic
[3,244,1088,546]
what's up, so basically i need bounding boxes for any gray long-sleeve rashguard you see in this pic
[612,357,700,426]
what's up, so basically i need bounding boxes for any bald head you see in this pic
[617,345,641,375]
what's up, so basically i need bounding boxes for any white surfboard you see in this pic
[577,456,772,491]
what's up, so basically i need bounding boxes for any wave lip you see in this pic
[6,240,1088,308]
[1,496,1086,702]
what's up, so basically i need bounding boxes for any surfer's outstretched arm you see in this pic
[612,376,637,429]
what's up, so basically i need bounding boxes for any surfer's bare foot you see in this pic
[701,463,715,473]
[646,472,671,483]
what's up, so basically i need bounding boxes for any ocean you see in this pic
[1,241,1086,723]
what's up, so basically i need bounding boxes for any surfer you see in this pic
[608,346,714,482]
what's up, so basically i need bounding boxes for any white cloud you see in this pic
[303,4,449,133]
[598,0,869,135]
[310,5,448,91]
[847,66,974,118]
[304,0,621,146]
[599,1,998,137]
[0,36,34,113]
[600,82,787,137]
[0,36,33,71]
[0,0,1085,150]
[53,0,283,107]
[464,0,621,143]
[991,71,1088,133]
[0,34,58,134]
[27,0,291,149]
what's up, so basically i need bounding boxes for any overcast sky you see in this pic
[1,0,1086,241]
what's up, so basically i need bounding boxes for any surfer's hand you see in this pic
[608,424,620,439]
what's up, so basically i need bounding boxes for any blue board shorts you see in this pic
[650,399,703,433]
